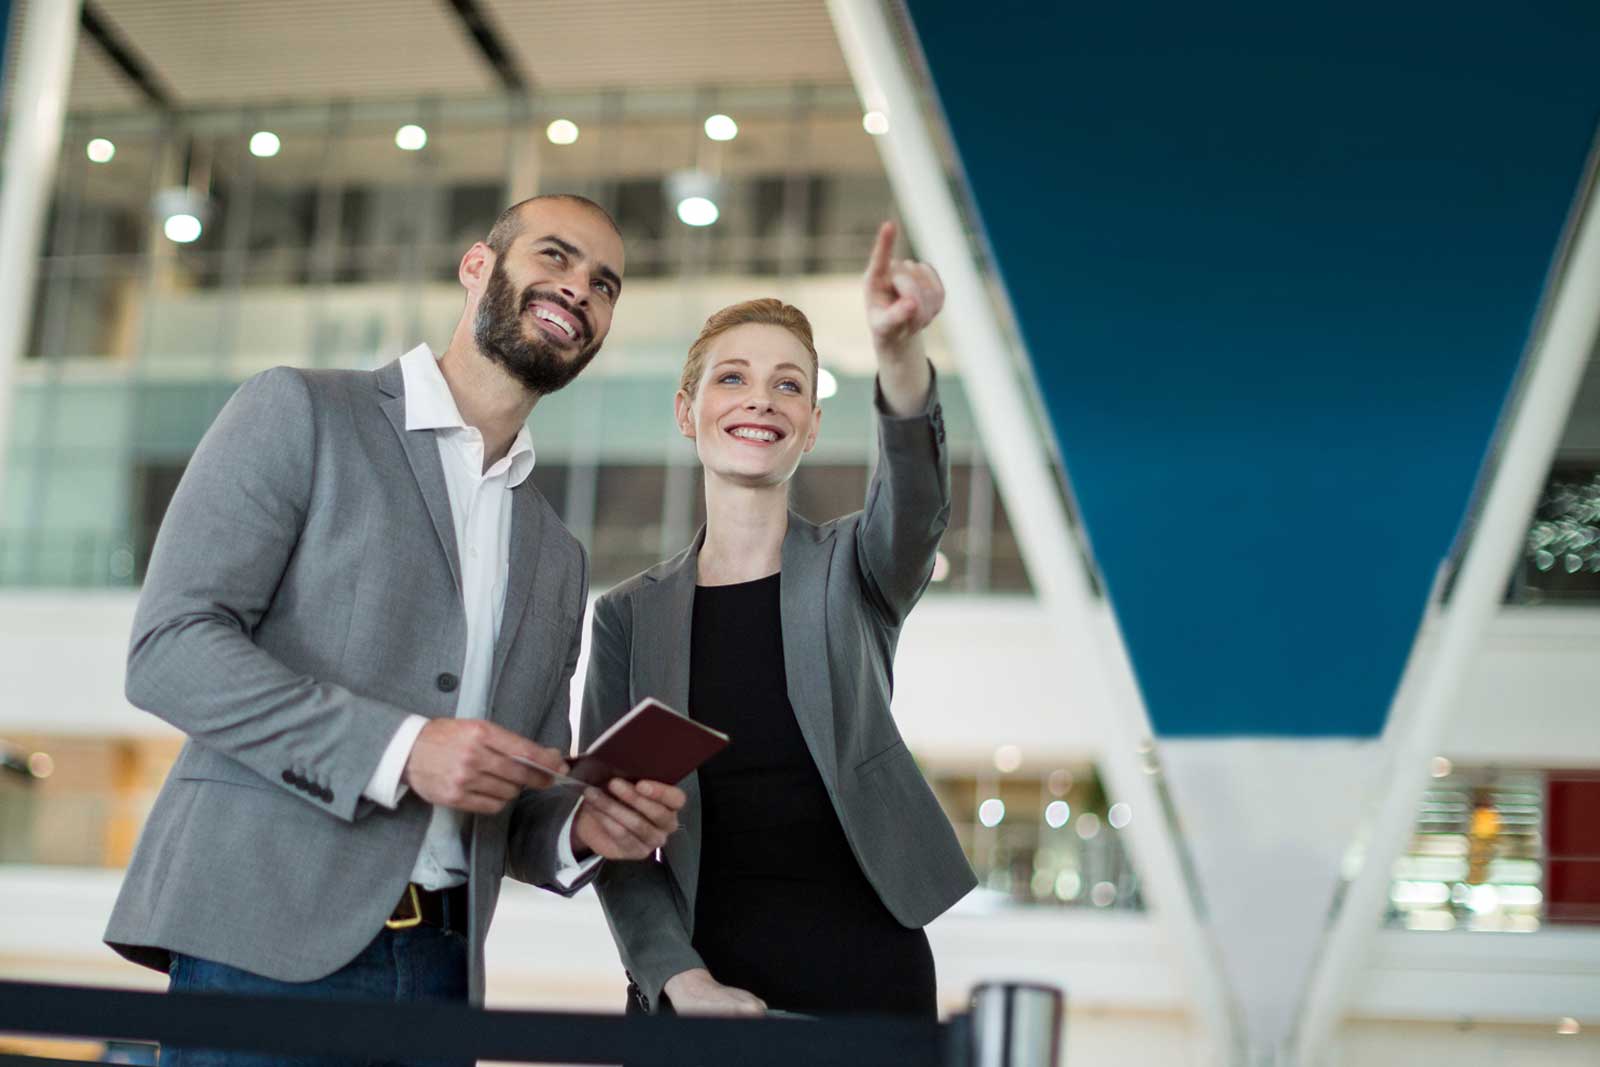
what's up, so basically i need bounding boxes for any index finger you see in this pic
[482,725,569,774]
[634,779,688,810]
[864,220,896,282]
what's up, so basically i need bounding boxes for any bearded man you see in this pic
[105,195,686,1067]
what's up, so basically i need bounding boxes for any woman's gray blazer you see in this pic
[579,376,978,1011]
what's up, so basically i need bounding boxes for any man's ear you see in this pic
[674,390,696,439]
[459,241,493,294]
[803,406,822,454]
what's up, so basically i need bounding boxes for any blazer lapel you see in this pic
[377,362,462,597]
[781,513,839,794]
[642,534,703,903]
[489,482,544,699]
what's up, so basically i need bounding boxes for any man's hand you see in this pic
[863,220,942,414]
[662,968,767,1016]
[571,777,686,861]
[402,718,569,815]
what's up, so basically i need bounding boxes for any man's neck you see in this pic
[436,338,540,471]
[697,476,789,586]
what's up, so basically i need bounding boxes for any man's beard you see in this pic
[473,259,600,394]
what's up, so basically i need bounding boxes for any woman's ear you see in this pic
[802,406,822,454]
[674,389,696,439]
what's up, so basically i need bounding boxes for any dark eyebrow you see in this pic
[533,234,623,297]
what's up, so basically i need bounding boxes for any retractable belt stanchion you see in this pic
[0,978,1006,1066]
[968,982,1066,1067]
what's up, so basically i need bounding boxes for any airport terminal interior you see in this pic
[1,1,1598,1064]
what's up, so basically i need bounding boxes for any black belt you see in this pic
[386,882,468,935]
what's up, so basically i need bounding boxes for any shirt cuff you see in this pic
[363,714,428,809]
[555,797,604,888]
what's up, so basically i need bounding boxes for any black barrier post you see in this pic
[0,979,967,1066]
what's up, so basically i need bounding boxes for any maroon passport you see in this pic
[570,698,729,787]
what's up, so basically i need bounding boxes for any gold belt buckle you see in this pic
[386,883,423,930]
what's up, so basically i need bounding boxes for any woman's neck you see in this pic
[697,475,789,586]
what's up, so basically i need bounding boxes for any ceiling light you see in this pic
[249,131,281,158]
[395,124,427,151]
[930,549,950,583]
[978,798,1005,828]
[27,752,54,779]
[1076,812,1101,839]
[863,110,890,136]
[164,214,202,243]
[153,186,210,245]
[1557,1018,1580,1036]
[993,744,1022,773]
[704,113,738,141]
[816,367,838,400]
[1430,756,1452,778]
[86,138,115,163]
[1108,802,1132,829]
[1045,801,1071,829]
[676,196,719,227]
[546,119,579,146]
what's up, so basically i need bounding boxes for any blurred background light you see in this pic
[1045,800,1071,829]
[394,124,427,151]
[703,113,738,141]
[993,744,1022,773]
[816,367,838,400]
[978,798,1005,828]
[85,138,115,163]
[676,197,719,227]
[546,119,579,145]
[862,110,889,135]
[163,214,202,243]
[249,131,281,158]
[1108,802,1132,829]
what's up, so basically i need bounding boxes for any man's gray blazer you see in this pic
[579,377,978,1011]
[105,359,591,1004]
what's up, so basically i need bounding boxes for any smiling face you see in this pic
[677,322,822,489]
[469,197,624,395]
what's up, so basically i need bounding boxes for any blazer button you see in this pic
[436,672,459,693]
[319,786,335,803]
[281,770,295,785]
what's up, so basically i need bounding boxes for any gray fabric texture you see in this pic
[104,359,592,1005]
[580,373,978,1011]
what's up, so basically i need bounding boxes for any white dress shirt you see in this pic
[362,344,596,890]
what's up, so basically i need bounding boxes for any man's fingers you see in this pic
[585,787,669,844]
[636,780,688,810]
[607,778,679,830]
[864,220,896,283]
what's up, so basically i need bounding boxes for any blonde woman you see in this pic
[579,223,975,1019]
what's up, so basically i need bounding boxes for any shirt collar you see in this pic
[398,344,537,487]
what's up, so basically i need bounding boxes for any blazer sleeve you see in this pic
[124,367,413,822]
[855,363,953,627]
[581,591,707,1011]
[506,544,593,894]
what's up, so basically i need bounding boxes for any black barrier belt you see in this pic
[0,980,967,1066]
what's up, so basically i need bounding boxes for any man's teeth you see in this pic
[730,427,779,443]
[532,306,576,338]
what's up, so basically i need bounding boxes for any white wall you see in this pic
[4,593,1598,770]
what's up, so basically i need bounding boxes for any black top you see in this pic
[686,573,934,1018]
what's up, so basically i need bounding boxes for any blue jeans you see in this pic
[161,926,469,1067]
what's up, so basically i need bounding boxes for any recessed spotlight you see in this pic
[546,119,579,146]
[249,131,281,158]
[395,124,427,151]
[704,114,738,141]
[86,138,115,163]
[676,196,719,227]
[863,110,890,136]
[163,213,203,243]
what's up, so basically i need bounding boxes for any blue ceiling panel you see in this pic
[905,1,1600,735]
